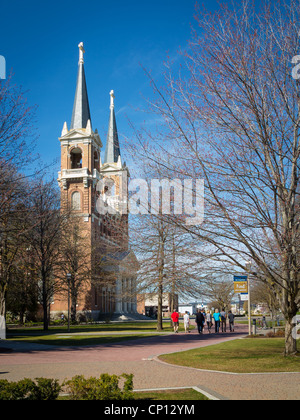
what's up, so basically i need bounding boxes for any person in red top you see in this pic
[171,310,180,333]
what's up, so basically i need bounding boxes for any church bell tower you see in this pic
[53,43,138,320]
[58,42,102,222]
[55,43,103,317]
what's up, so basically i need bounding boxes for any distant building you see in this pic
[178,303,197,315]
[137,293,178,317]
[179,302,208,315]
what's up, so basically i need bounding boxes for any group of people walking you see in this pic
[171,308,235,334]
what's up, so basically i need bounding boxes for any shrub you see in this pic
[0,378,61,400]
[29,378,61,400]
[266,329,285,338]
[63,373,134,400]
[275,329,285,337]
[0,374,134,400]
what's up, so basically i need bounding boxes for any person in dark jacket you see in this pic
[195,309,205,334]
[228,310,235,332]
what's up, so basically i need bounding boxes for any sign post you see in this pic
[234,275,251,335]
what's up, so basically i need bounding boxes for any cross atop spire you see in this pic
[78,42,85,64]
[70,42,91,130]
[110,90,115,109]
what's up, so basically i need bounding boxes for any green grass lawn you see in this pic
[58,388,209,400]
[134,388,209,401]
[7,321,187,334]
[159,338,300,373]
[6,333,162,347]
[6,321,192,347]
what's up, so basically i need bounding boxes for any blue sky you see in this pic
[0,0,220,175]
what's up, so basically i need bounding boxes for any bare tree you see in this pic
[130,213,169,331]
[130,208,203,330]
[55,217,93,323]
[251,280,281,320]
[203,276,235,312]
[0,77,37,328]
[23,178,63,330]
[6,243,39,324]
[134,0,300,355]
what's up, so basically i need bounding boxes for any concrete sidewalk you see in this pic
[0,325,299,400]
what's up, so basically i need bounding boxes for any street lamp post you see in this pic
[245,261,252,336]
[67,273,72,333]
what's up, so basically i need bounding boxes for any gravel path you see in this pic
[0,324,299,400]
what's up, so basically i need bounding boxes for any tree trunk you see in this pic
[43,301,48,331]
[156,231,165,332]
[71,297,77,324]
[42,270,49,331]
[157,281,163,332]
[170,284,176,328]
[0,291,6,339]
[284,316,298,356]
[19,310,25,325]
[0,287,5,318]
[170,233,176,328]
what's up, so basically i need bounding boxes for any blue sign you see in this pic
[234,275,248,282]
[234,275,248,295]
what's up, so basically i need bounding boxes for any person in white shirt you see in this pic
[183,311,190,333]
[206,310,212,334]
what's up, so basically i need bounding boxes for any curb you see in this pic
[153,353,300,376]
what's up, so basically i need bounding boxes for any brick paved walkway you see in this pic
[0,324,299,400]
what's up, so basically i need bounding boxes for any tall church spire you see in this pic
[104,90,121,164]
[70,42,92,130]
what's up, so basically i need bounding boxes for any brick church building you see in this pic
[51,43,139,320]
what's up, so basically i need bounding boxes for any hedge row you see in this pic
[0,373,134,400]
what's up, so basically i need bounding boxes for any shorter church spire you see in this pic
[104,90,121,164]
[70,42,92,130]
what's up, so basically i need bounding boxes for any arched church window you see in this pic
[70,147,82,169]
[71,191,81,211]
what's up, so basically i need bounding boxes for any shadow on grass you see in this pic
[4,325,247,354]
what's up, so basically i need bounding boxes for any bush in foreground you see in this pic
[0,378,61,400]
[63,373,134,400]
[0,373,134,400]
